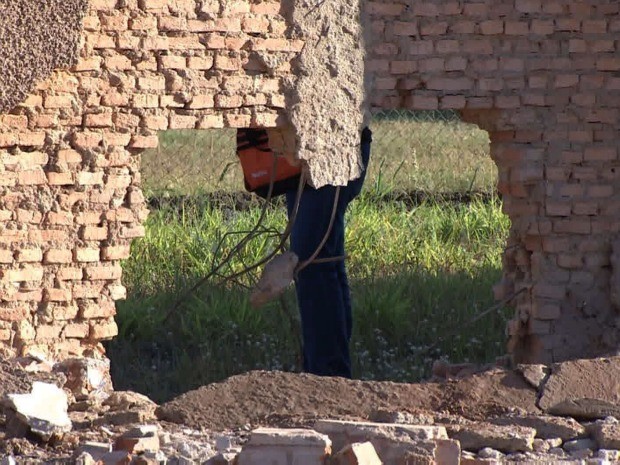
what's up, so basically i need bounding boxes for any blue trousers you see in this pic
[286,129,371,378]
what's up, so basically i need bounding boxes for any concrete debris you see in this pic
[516,364,549,390]
[250,251,298,308]
[237,428,331,465]
[445,422,536,453]
[369,409,434,425]
[563,437,597,452]
[313,420,458,465]
[74,441,111,462]
[489,414,585,440]
[538,356,620,419]
[333,442,382,465]
[54,358,113,402]
[589,417,620,450]
[95,391,157,426]
[5,381,72,441]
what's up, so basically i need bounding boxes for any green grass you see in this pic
[106,115,510,402]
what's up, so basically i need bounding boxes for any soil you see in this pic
[156,368,540,431]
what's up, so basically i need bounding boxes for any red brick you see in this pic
[80,300,116,319]
[90,320,118,340]
[47,172,74,185]
[63,323,90,338]
[75,248,100,262]
[85,265,123,280]
[45,288,73,302]
[45,249,73,264]
[102,245,131,260]
[6,267,44,282]
[16,249,43,263]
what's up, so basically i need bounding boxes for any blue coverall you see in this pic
[286,128,372,378]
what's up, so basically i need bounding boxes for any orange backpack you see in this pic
[236,128,302,198]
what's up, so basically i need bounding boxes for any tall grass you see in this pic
[106,116,510,402]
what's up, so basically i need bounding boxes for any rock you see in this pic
[516,364,549,390]
[54,358,113,402]
[96,391,157,426]
[237,428,331,465]
[489,414,585,440]
[0,457,17,465]
[114,435,160,454]
[538,357,620,419]
[591,419,620,449]
[5,381,72,441]
[99,450,133,465]
[102,391,157,412]
[74,452,96,465]
[532,438,549,453]
[314,420,458,465]
[597,449,620,461]
[477,447,503,459]
[250,252,298,308]
[446,423,535,453]
[204,451,239,465]
[563,438,597,452]
[74,441,111,462]
[368,409,434,425]
[333,442,382,465]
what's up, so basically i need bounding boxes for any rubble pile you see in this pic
[1,356,620,464]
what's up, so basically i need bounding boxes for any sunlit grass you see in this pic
[106,114,510,402]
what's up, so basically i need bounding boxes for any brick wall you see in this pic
[0,0,619,364]
[0,0,297,360]
[366,0,620,363]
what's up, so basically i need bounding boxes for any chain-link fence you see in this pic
[140,110,494,202]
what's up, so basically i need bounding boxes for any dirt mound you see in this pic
[156,368,539,431]
[0,360,66,400]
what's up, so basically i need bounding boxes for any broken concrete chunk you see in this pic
[369,409,434,425]
[446,423,535,453]
[103,391,157,412]
[563,437,596,452]
[589,418,620,449]
[74,452,96,465]
[74,441,112,462]
[516,364,549,390]
[114,435,160,454]
[250,252,298,308]
[6,381,72,441]
[314,420,457,465]
[96,391,157,426]
[54,357,113,402]
[538,356,620,419]
[204,451,239,465]
[237,428,331,465]
[489,414,585,440]
[333,442,382,465]
[99,450,133,465]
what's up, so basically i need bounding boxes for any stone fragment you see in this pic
[74,441,112,462]
[489,414,585,440]
[237,428,331,465]
[532,438,549,453]
[333,442,382,465]
[369,409,434,425]
[114,435,160,454]
[250,252,298,308]
[314,420,458,465]
[74,452,96,465]
[538,357,620,419]
[588,417,620,450]
[5,381,72,441]
[446,423,535,453]
[477,447,503,459]
[54,357,113,401]
[99,450,133,464]
[95,391,157,426]
[598,449,620,461]
[516,364,549,390]
[204,451,239,465]
[563,438,597,452]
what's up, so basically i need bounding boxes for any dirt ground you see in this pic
[156,368,540,431]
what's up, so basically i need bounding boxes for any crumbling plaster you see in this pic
[0,0,619,365]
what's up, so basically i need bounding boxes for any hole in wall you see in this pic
[106,115,511,402]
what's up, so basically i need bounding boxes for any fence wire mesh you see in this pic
[140,110,494,202]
